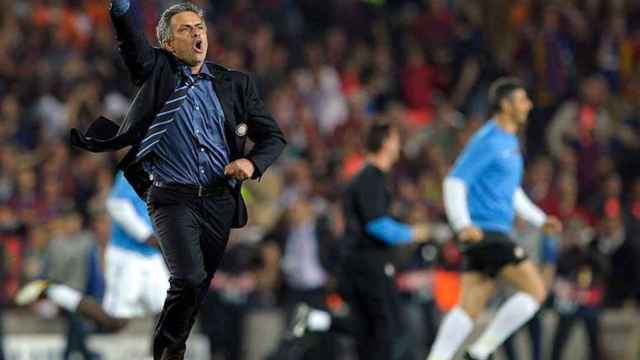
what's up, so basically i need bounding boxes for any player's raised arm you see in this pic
[110,0,158,85]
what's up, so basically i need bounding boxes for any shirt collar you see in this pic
[180,62,214,82]
[198,63,215,79]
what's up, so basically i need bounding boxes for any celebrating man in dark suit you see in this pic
[70,1,286,359]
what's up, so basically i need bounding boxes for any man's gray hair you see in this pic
[156,2,204,46]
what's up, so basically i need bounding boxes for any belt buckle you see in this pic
[198,185,203,197]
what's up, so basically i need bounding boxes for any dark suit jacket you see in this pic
[70,8,286,228]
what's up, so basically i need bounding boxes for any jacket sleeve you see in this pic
[111,4,158,86]
[243,74,287,179]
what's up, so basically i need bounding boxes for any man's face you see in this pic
[503,88,533,127]
[165,11,207,68]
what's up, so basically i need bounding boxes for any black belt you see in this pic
[152,180,227,197]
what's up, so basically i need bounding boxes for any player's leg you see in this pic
[311,252,398,360]
[465,260,545,360]
[72,244,144,331]
[426,272,495,360]
[150,187,235,360]
[177,198,236,354]
[362,260,402,360]
[141,256,169,359]
[498,260,546,302]
[15,280,128,332]
[148,193,204,360]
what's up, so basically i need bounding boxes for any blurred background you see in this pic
[1,0,639,359]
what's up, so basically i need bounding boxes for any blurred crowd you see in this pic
[1,0,640,359]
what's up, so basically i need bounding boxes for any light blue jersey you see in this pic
[107,172,158,257]
[449,120,523,233]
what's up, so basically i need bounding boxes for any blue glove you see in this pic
[111,0,130,16]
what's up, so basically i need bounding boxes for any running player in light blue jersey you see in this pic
[426,78,562,360]
[102,171,169,318]
[16,172,169,337]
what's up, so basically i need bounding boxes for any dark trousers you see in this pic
[551,307,601,360]
[147,185,236,358]
[338,250,401,360]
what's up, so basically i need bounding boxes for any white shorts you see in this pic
[102,245,170,318]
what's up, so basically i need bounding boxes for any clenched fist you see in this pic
[224,159,255,181]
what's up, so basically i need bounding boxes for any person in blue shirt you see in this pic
[279,122,431,360]
[16,172,168,339]
[426,78,562,360]
[102,171,169,319]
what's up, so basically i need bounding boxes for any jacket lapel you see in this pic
[209,63,239,155]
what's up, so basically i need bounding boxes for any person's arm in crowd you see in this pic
[105,197,154,243]
[110,0,158,85]
[450,57,481,108]
[546,102,577,160]
[540,234,559,288]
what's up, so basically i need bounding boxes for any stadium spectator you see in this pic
[199,238,262,360]
[551,219,608,360]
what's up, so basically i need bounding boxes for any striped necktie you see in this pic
[135,77,192,161]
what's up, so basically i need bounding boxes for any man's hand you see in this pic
[542,216,562,235]
[224,159,255,181]
[412,223,431,243]
[458,225,483,242]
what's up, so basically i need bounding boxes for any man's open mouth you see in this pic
[193,40,204,53]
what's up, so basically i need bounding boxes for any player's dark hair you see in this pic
[488,77,525,114]
[365,121,395,153]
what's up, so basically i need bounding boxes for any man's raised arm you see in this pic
[110,0,157,85]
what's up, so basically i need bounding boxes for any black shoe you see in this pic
[463,351,493,360]
[285,303,311,339]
